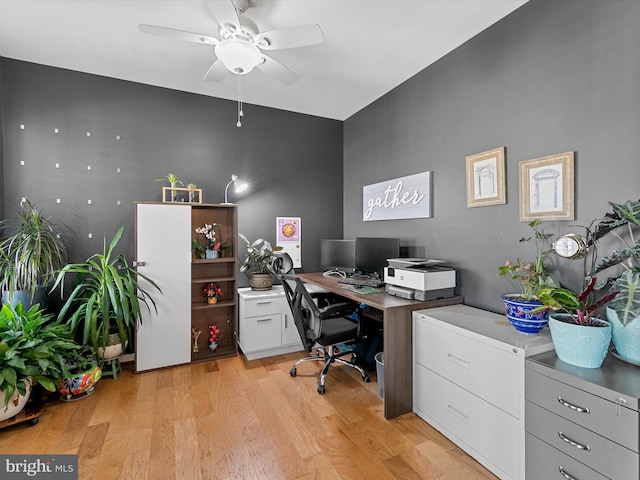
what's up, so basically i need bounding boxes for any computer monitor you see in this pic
[320,239,356,274]
[355,237,400,278]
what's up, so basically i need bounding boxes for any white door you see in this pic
[135,203,191,371]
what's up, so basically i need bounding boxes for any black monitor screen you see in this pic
[355,237,400,278]
[320,239,356,273]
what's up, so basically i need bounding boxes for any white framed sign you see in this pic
[363,171,432,221]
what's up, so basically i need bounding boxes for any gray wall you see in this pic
[1,59,344,286]
[344,0,640,314]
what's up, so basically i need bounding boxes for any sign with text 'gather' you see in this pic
[363,171,432,221]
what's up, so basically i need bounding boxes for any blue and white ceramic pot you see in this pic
[549,314,611,368]
[606,307,640,364]
[501,294,549,334]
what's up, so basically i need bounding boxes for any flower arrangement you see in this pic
[193,223,228,258]
[498,219,555,301]
[209,325,219,344]
[202,283,222,299]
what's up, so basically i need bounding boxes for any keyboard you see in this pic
[337,277,385,288]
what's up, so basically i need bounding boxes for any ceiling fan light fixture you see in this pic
[215,38,262,74]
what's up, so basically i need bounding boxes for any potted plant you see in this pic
[0,199,69,309]
[51,225,161,358]
[57,345,102,401]
[0,302,79,420]
[203,283,222,304]
[532,277,619,368]
[193,222,227,259]
[589,199,640,363]
[156,172,183,202]
[498,219,555,334]
[238,234,283,290]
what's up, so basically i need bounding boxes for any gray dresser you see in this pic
[525,351,640,480]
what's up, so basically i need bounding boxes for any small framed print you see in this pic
[519,151,574,222]
[465,147,506,208]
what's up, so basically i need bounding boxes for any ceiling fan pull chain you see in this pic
[237,73,244,127]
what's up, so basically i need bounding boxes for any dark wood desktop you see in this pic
[296,272,463,419]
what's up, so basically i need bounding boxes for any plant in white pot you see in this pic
[238,234,283,290]
[0,302,79,420]
[498,219,556,334]
[589,199,640,364]
[532,277,619,368]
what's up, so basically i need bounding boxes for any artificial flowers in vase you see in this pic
[203,283,222,304]
[193,222,226,259]
[209,325,220,351]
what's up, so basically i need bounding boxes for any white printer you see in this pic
[383,258,456,301]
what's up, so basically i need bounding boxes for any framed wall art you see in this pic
[519,151,574,222]
[465,147,506,208]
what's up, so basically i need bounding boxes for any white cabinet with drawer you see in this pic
[413,304,554,480]
[238,286,302,360]
[525,350,640,480]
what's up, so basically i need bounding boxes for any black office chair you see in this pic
[280,273,370,394]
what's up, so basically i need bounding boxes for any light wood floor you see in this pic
[0,352,498,480]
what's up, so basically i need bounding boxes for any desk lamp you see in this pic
[223,174,248,203]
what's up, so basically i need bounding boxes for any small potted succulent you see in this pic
[498,219,556,334]
[532,277,619,368]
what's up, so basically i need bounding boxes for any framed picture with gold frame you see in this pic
[519,151,574,222]
[465,147,506,208]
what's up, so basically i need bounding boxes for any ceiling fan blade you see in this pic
[138,24,219,46]
[206,0,241,32]
[256,55,300,86]
[203,59,229,82]
[254,24,324,50]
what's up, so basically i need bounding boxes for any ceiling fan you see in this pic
[138,0,324,86]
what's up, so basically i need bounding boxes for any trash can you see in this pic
[374,352,384,399]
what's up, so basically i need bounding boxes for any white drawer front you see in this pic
[242,313,282,352]
[242,296,283,317]
[414,364,519,480]
[415,315,521,417]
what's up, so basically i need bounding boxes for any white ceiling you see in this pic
[0,0,528,121]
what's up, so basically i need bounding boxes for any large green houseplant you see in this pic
[0,199,68,309]
[0,302,79,418]
[589,199,640,363]
[238,233,283,291]
[51,225,161,355]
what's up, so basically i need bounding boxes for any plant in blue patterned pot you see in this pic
[498,219,555,334]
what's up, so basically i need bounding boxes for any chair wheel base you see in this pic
[317,385,325,394]
[290,368,297,377]
[363,375,371,383]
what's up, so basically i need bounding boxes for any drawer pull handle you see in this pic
[558,431,591,451]
[256,318,272,323]
[447,404,468,423]
[557,396,590,414]
[447,353,470,369]
[284,314,288,328]
[558,466,579,480]
[256,301,273,306]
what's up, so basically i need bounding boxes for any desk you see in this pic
[296,272,463,419]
